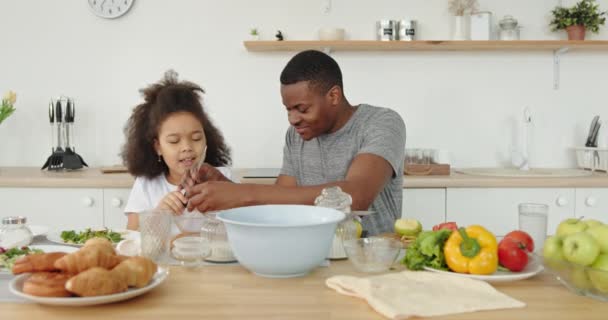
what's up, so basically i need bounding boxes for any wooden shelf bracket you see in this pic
[553,47,570,90]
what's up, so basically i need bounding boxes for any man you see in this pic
[182,50,406,235]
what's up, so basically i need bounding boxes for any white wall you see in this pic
[0,0,606,169]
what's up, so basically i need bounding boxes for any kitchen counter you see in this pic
[1,167,608,188]
[0,167,135,188]
[2,261,607,319]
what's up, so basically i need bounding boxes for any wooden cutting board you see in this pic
[100,165,128,174]
[404,163,451,176]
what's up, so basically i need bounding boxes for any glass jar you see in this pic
[314,186,358,259]
[0,216,33,249]
[200,213,236,263]
[498,15,520,40]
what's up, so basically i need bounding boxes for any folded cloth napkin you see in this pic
[326,271,525,319]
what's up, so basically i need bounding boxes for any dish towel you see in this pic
[326,271,525,319]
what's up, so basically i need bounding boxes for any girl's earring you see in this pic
[158,154,162,163]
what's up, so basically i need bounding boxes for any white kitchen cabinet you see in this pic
[446,188,575,236]
[575,188,608,221]
[103,188,132,229]
[0,187,104,230]
[402,189,446,230]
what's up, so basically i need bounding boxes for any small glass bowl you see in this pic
[543,256,608,302]
[343,237,402,273]
[171,236,211,267]
[173,211,207,234]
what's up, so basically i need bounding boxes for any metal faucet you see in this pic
[512,107,532,171]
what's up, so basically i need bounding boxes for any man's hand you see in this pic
[186,181,249,212]
[179,163,231,195]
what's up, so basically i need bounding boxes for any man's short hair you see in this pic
[280,50,343,94]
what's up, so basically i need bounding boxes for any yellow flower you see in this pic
[3,90,17,105]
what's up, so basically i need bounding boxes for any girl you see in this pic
[121,70,232,231]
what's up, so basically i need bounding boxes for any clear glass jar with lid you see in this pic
[0,216,33,249]
[498,15,521,40]
[200,213,236,263]
[314,186,358,259]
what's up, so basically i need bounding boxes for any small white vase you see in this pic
[452,15,469,40]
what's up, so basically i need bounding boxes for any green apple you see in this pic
[394,218,422,237]
[543,235,567,270]
[588,253,608,293]
[570,265,594,290]
[586,224,608,254]
[556,218,588,237]
[584,219,604,229]
[562,232,600,266]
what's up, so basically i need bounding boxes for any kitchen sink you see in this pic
[456,168,593,178]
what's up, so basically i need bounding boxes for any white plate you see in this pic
[29,225,49,237]
[423,255,544,283]
[46,229,139,247]
[9,266,169,306]
[0,244,78,275]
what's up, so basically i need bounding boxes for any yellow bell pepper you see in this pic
[443,225,498,275]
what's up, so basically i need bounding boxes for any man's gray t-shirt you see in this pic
[280,104,406,235]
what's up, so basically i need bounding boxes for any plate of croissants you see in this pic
[8,238,168,306]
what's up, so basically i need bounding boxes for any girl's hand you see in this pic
[156,191,188,215]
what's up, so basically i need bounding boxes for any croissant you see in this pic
[54,245,121,274]
[23,272,72,297]
[111,256,157,288]
[12,252,66,274]
[83,237,116,255]
[65,267,128,297]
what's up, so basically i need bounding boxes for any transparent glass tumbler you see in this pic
[139,209,172,264]
[518,203,548,253]
[200,213,236,263]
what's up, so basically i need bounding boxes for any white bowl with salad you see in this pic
[46,228,139,247]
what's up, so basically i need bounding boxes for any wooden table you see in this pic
[2,261,608,319]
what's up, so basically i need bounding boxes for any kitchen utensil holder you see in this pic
[41,96,88,171]
[574,147,608,172]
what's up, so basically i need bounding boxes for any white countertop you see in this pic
[1,167,607,188]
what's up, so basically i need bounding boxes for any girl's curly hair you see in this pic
[121,70,231,178]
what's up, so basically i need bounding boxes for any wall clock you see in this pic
[88,0,134,19]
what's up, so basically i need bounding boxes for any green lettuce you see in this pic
[403,229,452,271]
[60,228,123,244]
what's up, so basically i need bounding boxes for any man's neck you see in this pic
[327,102,355,134]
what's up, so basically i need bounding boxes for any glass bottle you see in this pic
[200,213,236,262]
[314,186,358,259]
[0,216,34,249]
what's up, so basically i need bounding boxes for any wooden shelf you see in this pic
[244,40,608,52]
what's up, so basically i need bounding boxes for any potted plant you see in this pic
[550,0,607,40]
[0,90,17,125]
[249,28,259,41]
[448,0,479,40]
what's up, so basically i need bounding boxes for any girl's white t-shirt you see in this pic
[124,166,234,220]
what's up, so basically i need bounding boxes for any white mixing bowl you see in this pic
[217,205,344,278]
[318,28,345,40]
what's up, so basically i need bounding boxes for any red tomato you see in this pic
[498,240,529,272]
[432,222,458,232]
[503,230,534,253]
